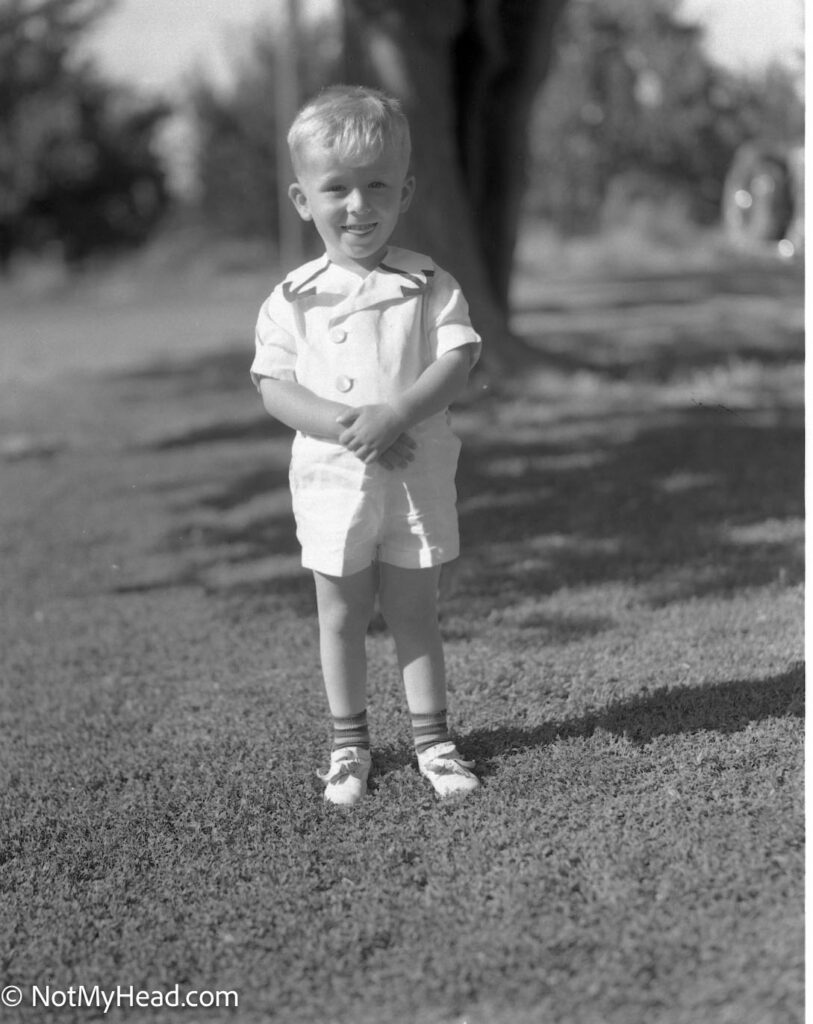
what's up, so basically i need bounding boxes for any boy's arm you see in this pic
[259,377,350,441]
[259,378,417,468]
[336,346,473,464]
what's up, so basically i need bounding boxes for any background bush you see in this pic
[524,0,803,232]
[0,0,803,266]
[190,23,342,242]
[0,0,169,269]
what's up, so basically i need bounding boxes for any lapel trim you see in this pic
[281,257,330,302]
[378,262,435,297]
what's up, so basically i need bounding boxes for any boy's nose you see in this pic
[346,188,369,212]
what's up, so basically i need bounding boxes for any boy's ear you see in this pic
[399,175,416,213]
[288,182,312,221]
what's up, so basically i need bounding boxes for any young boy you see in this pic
[251,85,481,805]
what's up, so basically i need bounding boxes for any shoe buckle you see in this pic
[427,756,474,777]
[324,760,363,785]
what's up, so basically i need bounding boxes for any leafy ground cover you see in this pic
[0,231,804,1023]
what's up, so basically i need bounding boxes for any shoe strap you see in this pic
[317,759,365,785]
[423,754,476,776]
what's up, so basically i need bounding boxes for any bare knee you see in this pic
[319,596,371,639]
[379,581,439,640]
[314,570,375,640]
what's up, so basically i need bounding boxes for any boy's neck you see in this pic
[325,245,390,278]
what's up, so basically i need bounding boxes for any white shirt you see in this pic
[251,246,481,408]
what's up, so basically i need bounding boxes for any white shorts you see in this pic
[289,422,461,577]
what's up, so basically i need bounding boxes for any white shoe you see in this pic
[418,742,480,799]
[317,747,371,806]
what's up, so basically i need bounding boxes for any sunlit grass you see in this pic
[0,235,803,1024]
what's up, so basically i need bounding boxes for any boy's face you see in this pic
[288,143,415,274]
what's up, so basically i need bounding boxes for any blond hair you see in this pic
[287,85,411,175]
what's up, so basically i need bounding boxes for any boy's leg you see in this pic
[313,566,376,806]
[377,563,446,716]
[313,566,376,718]
[379,562,479,797]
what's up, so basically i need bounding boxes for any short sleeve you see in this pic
[250,288,298,389]
[427,267,482,368]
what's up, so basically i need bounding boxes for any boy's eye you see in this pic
[369,181,387,189]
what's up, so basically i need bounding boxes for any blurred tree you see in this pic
[191,23,342,245]
[192,1,567,367]
[526,0,804,233]
[0,0,169,269]
[341,0,568,365]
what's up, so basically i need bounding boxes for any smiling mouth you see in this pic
[343,223,377,235]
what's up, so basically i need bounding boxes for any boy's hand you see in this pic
[377,433,417,470]
[336,405,415,469]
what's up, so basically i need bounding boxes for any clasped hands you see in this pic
[336,404,416,470]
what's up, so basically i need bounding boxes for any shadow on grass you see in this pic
[513,262,803,321]
[368,663,804,778]
[513,329,802,382]
[464,661,805,764]
[452,406,803,619]
[147,416,280,451]
[114,348,252,397]
[105,257,803,618]
[511,260,803,380]
[116,399,802,611]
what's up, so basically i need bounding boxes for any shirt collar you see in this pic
[374,248,435,297]
[281,248,435,308]
[281,255,331,302]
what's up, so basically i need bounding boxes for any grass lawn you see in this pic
[0,231,804,1023]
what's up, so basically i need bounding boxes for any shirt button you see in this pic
[336,375,354,393]
[330,328,347,344]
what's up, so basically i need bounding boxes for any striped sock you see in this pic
[332,710,370,751]
[411,709,451,756]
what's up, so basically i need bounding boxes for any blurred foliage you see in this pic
[0,0,169,268]
[526,0,804,232]
[191,22,341,241]
[191,0,802,246]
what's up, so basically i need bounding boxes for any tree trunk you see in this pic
[342,0,567,371]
